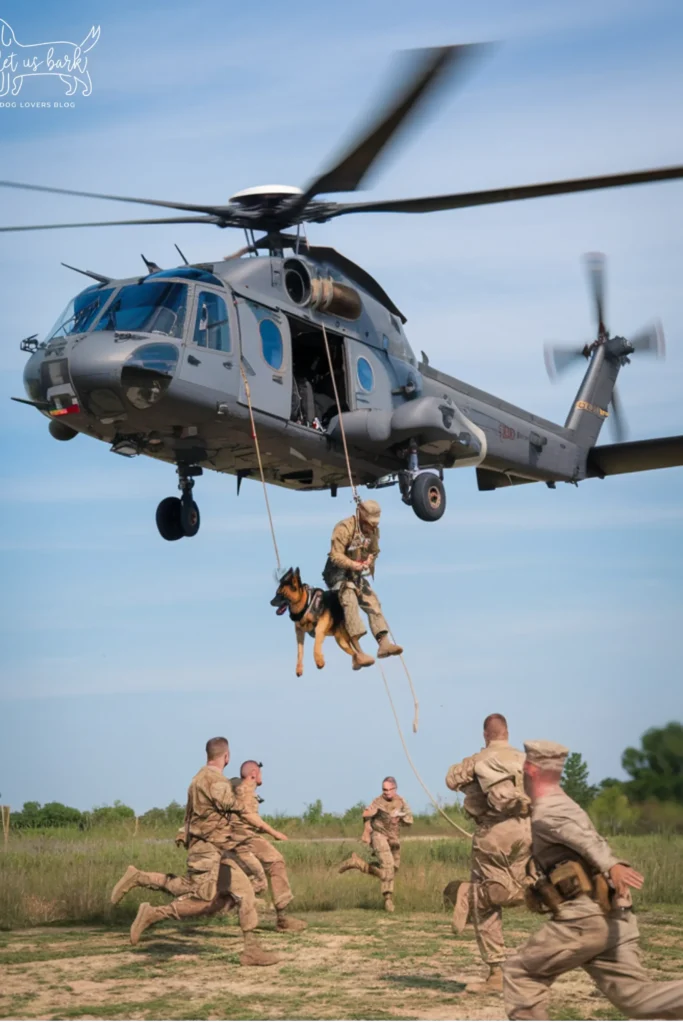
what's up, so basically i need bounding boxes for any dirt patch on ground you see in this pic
[1,906,681,1020]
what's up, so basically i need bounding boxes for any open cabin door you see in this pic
[235,297,292,420]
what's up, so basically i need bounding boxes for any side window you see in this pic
[193,291,230,351]
[259,319,283,370]
[357,356,374,392]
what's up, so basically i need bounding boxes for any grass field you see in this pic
[1,833,682,1020]
[2,905,683,1021]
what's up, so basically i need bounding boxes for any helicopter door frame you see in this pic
[234,296,292,420]
[177,285,239,401]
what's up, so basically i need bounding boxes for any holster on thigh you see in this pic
[217,860,234,897]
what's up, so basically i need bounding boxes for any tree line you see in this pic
[7,721,682,834]
[561,722,683,833]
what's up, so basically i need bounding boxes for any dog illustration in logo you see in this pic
[271,567,374,676]
[0,20,100,97]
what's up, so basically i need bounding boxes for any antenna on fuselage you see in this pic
[141,254,162,274]
[60,262,111,284]
[174,243,189,266]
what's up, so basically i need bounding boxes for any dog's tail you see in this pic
[80,26,101,53]
[0,20,17,48]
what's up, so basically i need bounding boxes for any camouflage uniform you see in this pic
[364,794,414,895]
[322,514,388,640]
[446,740,532,968]
[503,740,683,1021]
[226,776,293,912]
[112,766,257,932]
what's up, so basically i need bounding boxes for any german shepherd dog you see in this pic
[271,567,374,676]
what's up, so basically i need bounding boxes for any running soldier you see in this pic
[338,776,413,912]
[503,739,683,1020]
[227,759,307,932]
[444,713,532,993]
[109,736,279,966]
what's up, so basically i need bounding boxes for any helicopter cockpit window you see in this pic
[260,319,283,370]
[94,282,188,338]
[46,286,114,340]
[193,292,230,351]
[383,332,417,368]
[146,267,224,287]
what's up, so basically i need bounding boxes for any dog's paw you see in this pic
[296,666,304,677]
[315,659,325,670]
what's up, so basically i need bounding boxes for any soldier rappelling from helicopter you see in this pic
[322,500,403,668]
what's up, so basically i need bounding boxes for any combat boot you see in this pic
[352,650,375,670]
[111,865,141,905]
[384,894,395,913]
[276,910,307,932]
[239,931,281,967]
[465,965,503,994]
[338,852,369,874]
[452,881,472,934]
[130,902,173,945]
[376,633,403,659]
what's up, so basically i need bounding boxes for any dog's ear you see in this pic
[294,566,301,582]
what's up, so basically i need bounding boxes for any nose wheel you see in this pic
[156,464,202,541]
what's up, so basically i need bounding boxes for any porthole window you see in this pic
[260,319,283,370]
[357,356,374,392]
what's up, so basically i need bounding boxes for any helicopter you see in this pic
[5,44,683,541]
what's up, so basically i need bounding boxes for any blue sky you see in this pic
[0,0,681,817]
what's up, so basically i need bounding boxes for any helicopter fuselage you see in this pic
[17,249,614,534]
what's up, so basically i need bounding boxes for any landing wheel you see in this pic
[411,472,446,522]
[156,497,184,541]
[180,498,200,537]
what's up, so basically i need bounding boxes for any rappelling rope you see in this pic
[239,361,282,572]
[241,331,452,827]
[320,323,419,732]
[380,665,472,840]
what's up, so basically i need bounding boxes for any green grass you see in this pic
[1,906,681,1021]
[1,832,681,930]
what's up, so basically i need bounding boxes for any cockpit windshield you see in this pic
[384,332,417,368]
[46,285,114,340]
[94,282,188,338]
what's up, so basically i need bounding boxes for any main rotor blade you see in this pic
[291,44,484,211]
[630,319,665,358]
[321,165,683,219]
[584,252,607,336]
[0,179,230,218]
[0,215,222,232]
[609,386,627,443]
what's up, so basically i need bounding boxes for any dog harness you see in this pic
[288,586,324,623]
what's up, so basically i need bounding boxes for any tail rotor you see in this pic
[543,253,665,443]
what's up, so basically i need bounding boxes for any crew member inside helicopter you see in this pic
[289,323,348,430]
[322,500,403,667]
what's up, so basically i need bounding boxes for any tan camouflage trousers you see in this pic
[370,833,401,895]
[469,817,531,966]
[338,580,388,640]
[133,840,258,932]
[503,902,683,1020]
[232,836,293,911]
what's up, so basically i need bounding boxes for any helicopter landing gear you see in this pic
[398,440,447,523]
[156,464,202,541]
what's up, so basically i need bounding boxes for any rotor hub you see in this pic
[229,185,303,209]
